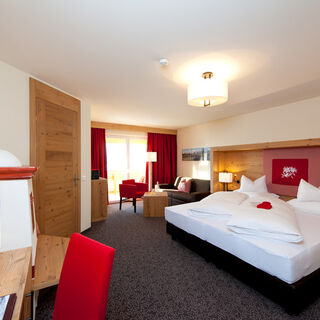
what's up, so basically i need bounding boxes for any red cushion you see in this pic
[135,191,145,198]
[52,234,115,320]
[257,201,272,210]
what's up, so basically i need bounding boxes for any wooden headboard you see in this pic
[210,138,320,197]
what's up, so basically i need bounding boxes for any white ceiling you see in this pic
[0,0,320,129]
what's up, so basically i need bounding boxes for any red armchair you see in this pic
[119,179,148,213]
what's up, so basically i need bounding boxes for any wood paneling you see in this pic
[30,78,81,236]
[212,150,264,192]
[212,138,320,152]
[279,195,295,202]
[91,121,177,135]
[32,235,70,291]
[91,179,108,222]
[143,192,168,217]
[0,247,31,320]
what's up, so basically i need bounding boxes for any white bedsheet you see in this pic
[165,201,320,284]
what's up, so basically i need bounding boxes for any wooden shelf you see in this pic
[0,247,31,320]
[32,235,69,291]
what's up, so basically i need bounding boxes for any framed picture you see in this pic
[272,159,308,186]
[182,147,210,161]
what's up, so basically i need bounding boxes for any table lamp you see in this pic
[219,172,233,191]
[147,152,157,192]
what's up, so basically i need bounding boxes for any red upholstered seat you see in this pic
[119,179,148,213]
[52,233,115,320]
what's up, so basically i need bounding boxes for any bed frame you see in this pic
[166,222,320,314]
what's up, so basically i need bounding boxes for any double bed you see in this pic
[165,191,320,313]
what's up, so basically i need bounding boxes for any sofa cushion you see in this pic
[190,179,210,193]
[173,177,182,188]
[166,190,193,202]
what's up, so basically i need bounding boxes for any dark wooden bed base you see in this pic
[166,222,320,314]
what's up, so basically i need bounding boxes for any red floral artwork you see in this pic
[272,159,308,186]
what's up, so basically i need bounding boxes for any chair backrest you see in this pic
[52,233,115,320]
[122,179,135,184]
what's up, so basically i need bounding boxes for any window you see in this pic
[106,133,147,202]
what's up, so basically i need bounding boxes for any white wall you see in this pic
[0,60,91,232]
[178,96,320,178]
[0,60,30,164]
[81,101,91,231]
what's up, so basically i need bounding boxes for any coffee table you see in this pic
[143,192,168,217]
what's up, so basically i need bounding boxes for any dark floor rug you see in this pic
[36,202,320,319]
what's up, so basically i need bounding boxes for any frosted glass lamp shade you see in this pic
[188,78,228,107]
[0,149,22,167]
[146,152,157,162]
[219,172,233,183]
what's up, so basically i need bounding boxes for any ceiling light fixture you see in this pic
[187,72,228,107]
[160,58,169,66]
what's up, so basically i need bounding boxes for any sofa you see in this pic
[159,176,211,206]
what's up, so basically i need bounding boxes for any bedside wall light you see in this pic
[219,172,233,191]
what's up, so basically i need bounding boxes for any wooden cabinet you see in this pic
[91,179,108,222]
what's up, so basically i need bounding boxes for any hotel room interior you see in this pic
[1,1,320,319]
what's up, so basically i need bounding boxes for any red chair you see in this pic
[119,179,148,213]
[52,233,115,320]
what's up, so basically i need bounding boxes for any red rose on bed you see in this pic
[257,201,272,210]
[272,159,308,186]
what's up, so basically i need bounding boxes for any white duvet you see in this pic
[227,197,303,243]
[188,192,303,243]
[188,191,248,218]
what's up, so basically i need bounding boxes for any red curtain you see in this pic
[91,128,108,204]
[91,128,107,178]
[146,133,177,189]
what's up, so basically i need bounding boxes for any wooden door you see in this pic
[30,78,81,236]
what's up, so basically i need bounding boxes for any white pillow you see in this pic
[297,179,320,202]
[239,175,268,193]
[239,192,279,199]
[200,191,248,205]
[288,198,320,216]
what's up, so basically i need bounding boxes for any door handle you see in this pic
[74,173,80,187]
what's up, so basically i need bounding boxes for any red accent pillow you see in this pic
[257,201,272,210]
[178,178,191,193]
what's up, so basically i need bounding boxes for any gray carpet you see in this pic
[36,202,320,319]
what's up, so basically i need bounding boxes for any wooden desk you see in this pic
[91,179,108,222]
[0,247,31,320]
[143,192,168,217]
[32,235,70,291]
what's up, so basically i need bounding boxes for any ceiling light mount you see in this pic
[202,71,213,79]
[187,71,228,107]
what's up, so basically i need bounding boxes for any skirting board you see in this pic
[166,222,320,314]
